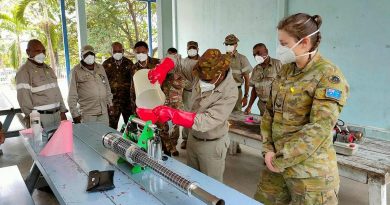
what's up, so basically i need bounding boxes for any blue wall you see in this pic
[174,0,390,130]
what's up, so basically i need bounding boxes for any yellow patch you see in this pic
[290,87,295,93]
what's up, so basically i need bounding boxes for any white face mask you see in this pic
[83,55,95,65]
[255,55,268,64]
[276,29,320,64]
[136,53,148,62]
[113,53,123,61]
[199,74,222,93]
[225,45,235,53]
[33,53,46,64]
[187,49,198,57]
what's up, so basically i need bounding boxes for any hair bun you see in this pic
[312,15,322,28]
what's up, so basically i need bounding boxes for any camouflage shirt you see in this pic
[249,57,282,102]
[103,57,134,105]
[261,53,349,178]
[162,73,185,109]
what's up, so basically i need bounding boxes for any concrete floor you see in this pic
[1,137,389,205]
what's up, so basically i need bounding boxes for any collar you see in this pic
[291,51,321,76]
[27,59,46,69]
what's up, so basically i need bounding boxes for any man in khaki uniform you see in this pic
[244,43,282,116]
[181,41,200,149]
[16,39,68,128]
[224,34,252,111]
[16,39,68,193]
[137,49,238,182]
[68,45,113,125]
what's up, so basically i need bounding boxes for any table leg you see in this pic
[25,163,41,194]
[368,177,387,205]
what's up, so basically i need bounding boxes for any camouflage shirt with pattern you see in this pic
[162,73,185,109]
[261,53,350,179]
[249,57,282,102]
[103,57,134,105]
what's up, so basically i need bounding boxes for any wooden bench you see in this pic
[228,111,390,205]
[0,165,35,205]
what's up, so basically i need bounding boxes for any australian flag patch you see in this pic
[325,88,342,100]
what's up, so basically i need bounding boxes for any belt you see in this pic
[184,89,192,92]
[38,108,60,114]
[237,86,241,89]
[192,135,220,141]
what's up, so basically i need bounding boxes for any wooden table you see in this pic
[228,111,389,205]
[20,122,261,205]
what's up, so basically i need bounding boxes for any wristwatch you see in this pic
[244,94,249,98]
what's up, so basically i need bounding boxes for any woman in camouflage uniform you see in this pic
[254,13,349,205]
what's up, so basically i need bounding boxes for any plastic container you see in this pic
[133,69,166,109]
[30,110,42,144]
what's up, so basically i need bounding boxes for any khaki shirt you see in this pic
[170,55,238,140]
[183,57,198,90]
[68,63,113,118]
[249,57,282,102]
[261,53,349,178]
[15,60,67,115]
[230,52,252,86]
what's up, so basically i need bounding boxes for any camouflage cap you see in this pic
[224,34,239,45]
[187,41,198,49]
[193,49,231,80]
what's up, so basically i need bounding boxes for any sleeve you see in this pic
[101,66,113,106]
[241,55,253,74]
[67,68,80,118]
[272,68,350,171]
[15,69,34,115]
[58,89,68,113]
[192,87,238,132]
[261,90,276,157]
[249,68,257,87]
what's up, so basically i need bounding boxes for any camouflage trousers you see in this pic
[254,169,339,205]
[159,122,180,155]
[257,99,266,116]
[109,103,132,130]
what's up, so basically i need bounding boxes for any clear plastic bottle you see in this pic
[30,110,42,145]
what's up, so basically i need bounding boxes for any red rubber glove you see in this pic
[148,58,175,85]
[153,105,196,128]
[136,108,159,124]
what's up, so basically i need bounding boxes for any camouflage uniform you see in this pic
[160,72,185,155]
[249,57,282,116]
[103,57,134,129]
[225,34,253,111]
[254,53,349,205]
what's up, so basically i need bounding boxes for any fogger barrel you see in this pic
[102,133,225,205]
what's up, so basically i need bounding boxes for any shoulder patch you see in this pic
[325,88,342,100]
[329,75,340,84]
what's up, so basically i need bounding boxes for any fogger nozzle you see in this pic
[102,133,224,205]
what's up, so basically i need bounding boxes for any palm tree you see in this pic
[16,0,61,72]
[0,8,27,69]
